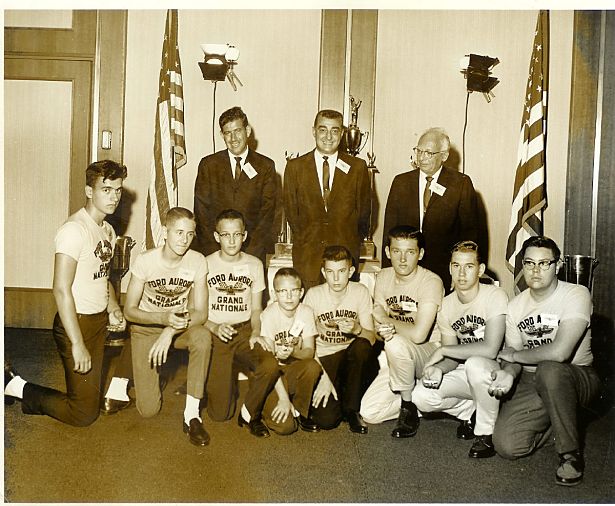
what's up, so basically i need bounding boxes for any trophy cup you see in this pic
[106,235,136,346]
[360,152,379,261]
[344,96,369,157]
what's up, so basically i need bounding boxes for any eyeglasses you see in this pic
[275,288,302,297]
[217,232,244,240]
[413,147,447,160]
[522,259,558,271]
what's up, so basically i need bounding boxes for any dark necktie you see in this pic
[423,176,433,212]
[234,156,242,181]
[322,156,330,209]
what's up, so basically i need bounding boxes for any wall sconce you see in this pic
[460,54,500,102]
[199,43,242,90]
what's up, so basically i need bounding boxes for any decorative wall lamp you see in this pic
[460,54,500,102]
[199,43,242,90]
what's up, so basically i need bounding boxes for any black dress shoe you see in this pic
[468,434,496,458]
[555,451,584,486]
[298,415,320,433]
[391,406,419,438]
[4,360,20,405]
[183,418,210,446]
[345,411,368,434]
[100,397,134,415]
[238,414,270,438]
[457,417,475,440]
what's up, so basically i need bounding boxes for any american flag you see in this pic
[145,9,186,250]
[506,10,549,293]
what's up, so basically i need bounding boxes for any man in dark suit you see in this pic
[193,106,276,265]
[382,128,479,292]
[283,109,371,289]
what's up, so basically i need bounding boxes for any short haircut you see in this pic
[215,208,245,229]
[219,106,248,130]
[273,267,303,287]
[520,235,561,261]
[85,160,127,187]
[450,240,481,263]
[419,127,450,152]
[386,225,425,250]
[321,245,353,267]
[165,207,195,227]
[314,109,343,127]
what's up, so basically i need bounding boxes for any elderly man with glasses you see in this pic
[382,127,479,292]
[488,236,601,486]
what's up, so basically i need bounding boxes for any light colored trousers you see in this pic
[360,334,437,424]
[412,356,501,435]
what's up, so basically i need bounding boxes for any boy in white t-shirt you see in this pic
[257,268,321,434]
[360,225,444,438]
[412,240,507,458]
[303,245,375,434]
[489,236,601,486]
[5,160,127,426]
[204,209,280,438]
[123,207,211,446]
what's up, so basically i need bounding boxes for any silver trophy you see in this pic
[345,96,369,157]
[360,152,378,260]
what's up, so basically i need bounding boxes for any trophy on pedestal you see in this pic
[343,96,378,261]
[106,235,136,346]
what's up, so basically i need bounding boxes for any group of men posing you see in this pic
[4,107,602,488]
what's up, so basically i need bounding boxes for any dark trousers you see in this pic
[493,361,602,458]
[21,311,107,427]
[206,322,280,422]
[262,357,322,435]
[311,337,373,430]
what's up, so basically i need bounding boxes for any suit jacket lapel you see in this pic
[306,150,327,212]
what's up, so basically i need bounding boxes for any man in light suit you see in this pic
[193,106,276,265]
[283,109,371,289]
[382,127,479,292]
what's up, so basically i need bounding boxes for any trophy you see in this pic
[360,152,379,261]
[344,96,369,157]
[106,235,136,346]
[273,151,297,260]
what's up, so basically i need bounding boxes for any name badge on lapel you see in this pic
[335,159,351,174]
[431,181,446,196]
[242,162,257,179]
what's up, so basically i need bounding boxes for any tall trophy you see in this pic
[344,96,369,157]
[106,235,136,346]
[360,152,378,261]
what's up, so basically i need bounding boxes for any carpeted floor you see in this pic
[3,327,615,503]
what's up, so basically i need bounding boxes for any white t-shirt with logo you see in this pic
[303,281,374,358]
[374,266,444,343]
[206,251,265,325]
[438,284,508,344]
[130,246,207,314]
[54,207,115,314]
[506,280,593,372]
[260,302,317,358]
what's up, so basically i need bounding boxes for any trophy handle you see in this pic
[360,131,369,155]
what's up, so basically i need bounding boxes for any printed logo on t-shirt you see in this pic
[208,271,252,313]
[518,313,558,349]
[93,239,113,280]
[316,309,357,345]
[451,314,486,343]
[145,276,193,309]
[385,294,417,323]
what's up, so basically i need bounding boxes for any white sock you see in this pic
[240,403,252,423]
[5,375,26,399]
[104,377,130,401]
[183,394,201,424]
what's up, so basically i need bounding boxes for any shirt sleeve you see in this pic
[54,222,86,261]
[560,284,592,323]
[373,275,389,322]
[436,303,456,339]
[486,286,508,321]
[357,285,375,331]
[301,304,318,337]
[504,311,524,350]
[422,273,445,310]
[251,258,266,293]
[130,252,147,282]
[260,307,274,339]
[194,254,208,282]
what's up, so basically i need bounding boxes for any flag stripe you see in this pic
[506,10,549,294]
[144,9,186,250]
